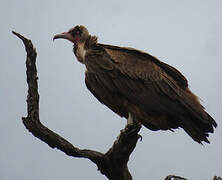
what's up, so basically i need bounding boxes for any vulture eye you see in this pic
[70,30,76,37]
[70,27,81,37]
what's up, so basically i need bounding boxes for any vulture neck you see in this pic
[73,35,98,64]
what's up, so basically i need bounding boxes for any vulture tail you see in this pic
[180,114,217,144]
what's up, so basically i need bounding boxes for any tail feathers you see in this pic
[198,113,217,134]
[180,115,216,144]
[206,113,217,128]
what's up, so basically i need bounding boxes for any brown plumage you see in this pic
[54,25,217,144]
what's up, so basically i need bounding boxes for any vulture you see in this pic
[53,25,217,144]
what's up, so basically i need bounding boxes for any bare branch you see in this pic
[12,31,141,180]
[12,31,105,161]
[13,31,220,180]
[213,176,222,180]
[165,175,189,180]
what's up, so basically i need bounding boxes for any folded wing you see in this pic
[85,44,217,143]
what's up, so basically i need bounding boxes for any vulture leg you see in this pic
[122,113,142,140]
[127,112,138,125]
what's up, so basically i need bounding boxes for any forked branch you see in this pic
[12,31,142,180]
[13,31,220,180]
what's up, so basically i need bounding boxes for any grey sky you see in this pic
[1,0,222,179]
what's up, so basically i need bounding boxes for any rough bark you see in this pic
[12,31,220,180]
[12,31,141,180]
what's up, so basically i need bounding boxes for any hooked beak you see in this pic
[53,31,75,43]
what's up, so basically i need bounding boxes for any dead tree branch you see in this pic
[12,31,220,180]
[12,31,142,180]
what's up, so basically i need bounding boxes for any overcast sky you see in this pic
[1,0,222,180]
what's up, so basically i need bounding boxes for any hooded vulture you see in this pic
[53,25,217,144]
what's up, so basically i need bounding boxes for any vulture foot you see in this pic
[122,123,142,139]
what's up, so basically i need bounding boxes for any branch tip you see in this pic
[17,31,216,180]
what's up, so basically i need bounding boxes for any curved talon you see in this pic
[138,134,143,141]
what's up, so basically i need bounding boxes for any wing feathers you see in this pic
[99,43,188,89]
[84,43,216,143]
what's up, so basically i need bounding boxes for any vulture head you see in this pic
[53,25,89,44]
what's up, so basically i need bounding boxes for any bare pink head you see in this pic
[53,25,89,44]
